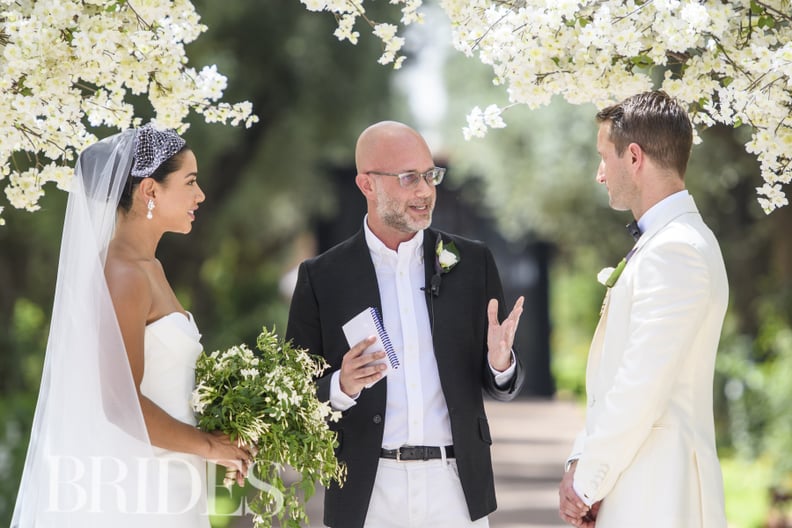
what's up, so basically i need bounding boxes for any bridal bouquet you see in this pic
[192,327,346,527]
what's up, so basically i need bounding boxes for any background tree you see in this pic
[0,0,256,223]
[302,0,792,213]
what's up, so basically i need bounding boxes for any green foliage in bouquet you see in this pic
[192,327,346,527]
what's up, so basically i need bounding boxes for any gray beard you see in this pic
[378,205,432,234]
[375,186,433,233]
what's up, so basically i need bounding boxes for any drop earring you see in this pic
[146,199,155,220]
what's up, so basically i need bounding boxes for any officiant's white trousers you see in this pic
[362,458,489,528]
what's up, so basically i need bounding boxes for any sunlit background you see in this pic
[1,2,790,527]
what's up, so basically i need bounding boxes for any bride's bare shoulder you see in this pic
[105,246,152,307]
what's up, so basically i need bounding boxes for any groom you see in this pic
[286,120,525,528]
[558,91,728,527]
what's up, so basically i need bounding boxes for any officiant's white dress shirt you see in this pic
[329,218,514,449]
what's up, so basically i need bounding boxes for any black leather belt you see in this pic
[380,445,455,461]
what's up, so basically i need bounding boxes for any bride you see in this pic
[12,125,251,527]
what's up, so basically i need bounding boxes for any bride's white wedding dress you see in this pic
[13,131,218,528]
[141,311,210,527]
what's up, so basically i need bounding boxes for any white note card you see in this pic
[342,307,400,386]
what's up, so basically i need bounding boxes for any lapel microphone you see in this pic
[420,273,442,297]
[429,273,441,297]
[421,273,442,334]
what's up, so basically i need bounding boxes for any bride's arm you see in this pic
[105,261,251,478]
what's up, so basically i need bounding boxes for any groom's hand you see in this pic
[579,501,601,528]
[487,296,524,371]
[559,461,590,526]
[339,336,387,397]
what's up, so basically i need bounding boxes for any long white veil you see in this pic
[12,130,172,527]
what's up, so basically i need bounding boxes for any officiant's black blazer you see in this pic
[286,227,525,528]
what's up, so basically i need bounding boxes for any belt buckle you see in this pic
[396,447,402,462]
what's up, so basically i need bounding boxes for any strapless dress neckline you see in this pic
[146,311,201,340]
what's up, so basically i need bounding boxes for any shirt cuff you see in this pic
[329,370,359,411]
[489,349,516,388]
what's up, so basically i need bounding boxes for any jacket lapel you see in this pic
[347,228,384,320]
[423,229,456,371]
[345,229,388,399]
[586,290,611,396]
[422,229,439,312]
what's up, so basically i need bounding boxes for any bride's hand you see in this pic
[204,431,254,486]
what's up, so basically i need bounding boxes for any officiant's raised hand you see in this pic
[339,336,388,397]
[487,296,524,371]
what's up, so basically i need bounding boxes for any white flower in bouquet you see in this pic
[192,328,346,527]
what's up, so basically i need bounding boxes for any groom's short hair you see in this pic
[597,90,693,178]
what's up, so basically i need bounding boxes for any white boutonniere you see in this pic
[427,236,461,297]
[436,239,460,273]
[597,267,615,286]
[597,258,627,288]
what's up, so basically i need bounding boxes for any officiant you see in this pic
[286,120,526,528]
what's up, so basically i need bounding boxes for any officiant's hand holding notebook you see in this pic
[342,307,399,387]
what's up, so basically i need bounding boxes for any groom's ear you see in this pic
[625,142,646,185]
[627,142,644,171]
[355,172,375,199]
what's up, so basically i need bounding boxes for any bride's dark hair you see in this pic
[118,144,191,212]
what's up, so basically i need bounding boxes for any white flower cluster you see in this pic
[298,0,423,69]
[191,344,260,415]
[0,0,258,223]
[463,104,507,140]
[304,0,792,214]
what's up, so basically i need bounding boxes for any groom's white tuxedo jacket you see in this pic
[571,192,728,527]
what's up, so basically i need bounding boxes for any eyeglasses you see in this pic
[366,167,446,188]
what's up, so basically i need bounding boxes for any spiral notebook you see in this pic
[342,307,400,386]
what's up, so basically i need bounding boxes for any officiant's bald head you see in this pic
[355,121,433,175]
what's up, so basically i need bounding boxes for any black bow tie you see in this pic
[626,220,642,242]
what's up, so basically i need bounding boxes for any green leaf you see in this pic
[605,258,627,288]
[629,54,654,68]
[757,15,775,29]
